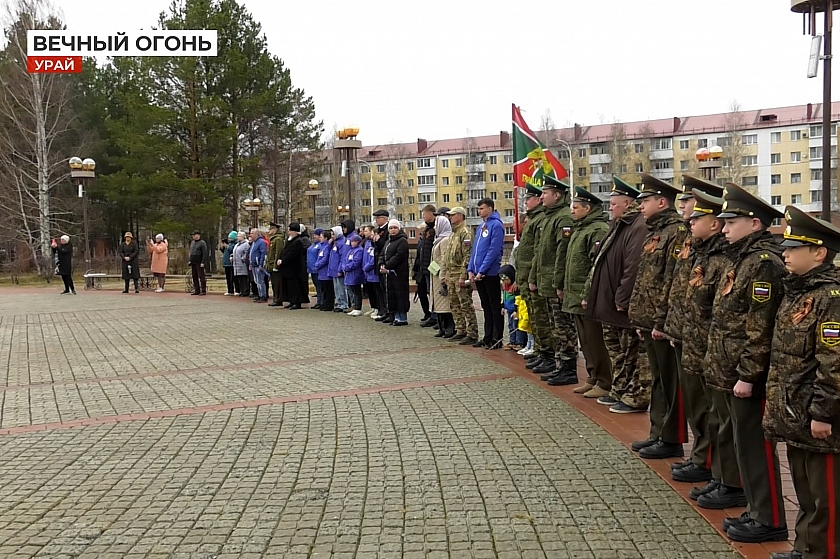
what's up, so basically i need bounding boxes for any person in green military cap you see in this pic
[585,175,651,412]
[681,174,725,201]
[763,205,840,559]
[563,187,611,396]
[700,182,788,542]
[527,175,580,384]
[627,173,689,459]
[514,183,551,362]
[267,222,286,307]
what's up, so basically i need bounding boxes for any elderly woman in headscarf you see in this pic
[379,219,410,325]
[146,233,169,292]
[119,231,140,293]
[51,234,75,294]
[429,215,454,337]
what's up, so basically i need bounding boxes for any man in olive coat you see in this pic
[515,185,551,365]
[267,222,286,307]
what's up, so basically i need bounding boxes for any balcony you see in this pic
[466,180,486,191]
[589,153,611,164]
[589,173,613,184]
[649,149,674,161]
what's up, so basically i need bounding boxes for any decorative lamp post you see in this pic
[334,127,362,222]
[243,198,262,229]
[695,146,722,183]
[69,156,95,267]
[305,179,319,228]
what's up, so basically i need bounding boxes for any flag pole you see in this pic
[511,104,521,242]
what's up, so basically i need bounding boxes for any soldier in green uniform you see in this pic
[628,173,688,459]
[443,207,479,344]
[267,222,286,307]
[765,205,840,559]
[528,176,579,385]
[564,187,610,396]
[514,184,551,364]
[702,183,787,543]
[664,176,724,483]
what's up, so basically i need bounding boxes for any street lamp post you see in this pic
[335,127,362,223]
[243,198,262,229]
[337,205,350,224]
[554,139,574,189]
[69,156,95,266]
[306,179,319,228]
[356,159,375,221]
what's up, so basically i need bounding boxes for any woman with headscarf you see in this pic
[51,235,75,294]
[119,232,140,293]
[232,232,251,297]
[430,215,454,337]
[146,233,169,292]
[379,219,410,325]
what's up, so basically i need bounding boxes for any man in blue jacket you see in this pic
[468,198,505,348]
[307,228,323,308]
[249,228,268,302]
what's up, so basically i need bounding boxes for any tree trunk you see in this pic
[31,73,50,260]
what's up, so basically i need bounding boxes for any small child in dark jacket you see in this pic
[500,264,526,350]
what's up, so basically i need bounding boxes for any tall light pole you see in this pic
[69,156,95,266]
[554,139,575,189]
[335,127,362,223]
[306,179,319,228]
[356,159,375,221]
[243,198,262,229]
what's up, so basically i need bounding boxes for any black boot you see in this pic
[639,441,684,459]
[696,484,747,510]
[726,519,788,543]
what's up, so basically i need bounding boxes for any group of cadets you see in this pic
[516,172,840,558]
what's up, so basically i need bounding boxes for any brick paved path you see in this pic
[0,289,739,558]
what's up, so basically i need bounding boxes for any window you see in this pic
[620,164,628,173]
[505,227,515,235]
[503,173,513,182]
[811,125,823,138]
[407,179,414,187]
[742,176,758,187]
[680,160,689,171]
[417,175,435,186]
[792,194,803,204]
[742,155,758,166]
[419,193,435,203]
[679,140,690,150]
[456,193,463,202]
[721,157,732,168]
[652,138,672,150]
[409,230,416,239]
[591,144,607,155]
[360,164,370,173]
[791,151,802,162]
[377,180,387,189]
[812,169,823,181]
[490,192,498,200]
[811,190,822,203]
[361,199,371,207]
[771,132,782,144]
[377,197,387,205]
[489,173,497,182]
[489,155,497,165]
[791,173,802,184]
[408,196,415,204]
[577,148,587,158]
[441,159,449,168]
[394,162,401,171]
[771,174,781,185]
[791,130,802,141]
[771,195,782,205]
[717,137,732,147]
[742,134,758,145]
[376,164,386,173]
[417,158,431,168]
[653,160,672,170]
[811,147,823,160]
[396,197,403,205]
[456,176,463,185]
[455,158,463,167]
[504,154,513,164]
[578,167,587,177]
[442,194,449,203]
[442,177,450,186]
[634,143,645,153]
[595,183,611,193]
[407,162,414,171]
[697,139,709,148]
[409,213,415,221]
[504,190,514,199]
[505,209,515,217]
[468,190,485,200]
[635,163,645,173]
[559,150,570,160]
[772,217,782,227]
[771,153,781,164]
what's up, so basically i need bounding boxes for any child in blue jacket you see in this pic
[343,233,365,316]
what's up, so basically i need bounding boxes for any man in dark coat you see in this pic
[52,235,75,294]
[372,209,391,321]
[119,231,140,293]
[381,219,410,325]
[189,230,208,296]
[277,223,306,309]
[414,205,437,326]
[585,177,649,413]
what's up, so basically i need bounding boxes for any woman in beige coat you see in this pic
[430,215,455,337]
[147,234,169,292]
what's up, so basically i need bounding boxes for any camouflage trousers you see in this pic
[448,282,478,339]
[522,289,552,355]
[546,297,578,361]
[603,324,651,409]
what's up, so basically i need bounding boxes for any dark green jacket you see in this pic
[267,233,285,271]
[563,206,609,314]
[529,192,573,298]
[514,205,545,288]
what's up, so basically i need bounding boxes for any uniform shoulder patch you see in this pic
[752,281,771,303]
[673,244,682,259]
[759,253,770,260]
[562,227,572,238]
[830,289,840,298]
[820,322,840,346]
[677,225,686,232]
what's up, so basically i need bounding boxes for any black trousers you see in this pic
[236,275,250,296]
[475,275,504,344]
[377,273,389,314]
[320,279,335,309]
[61,274,75,292]
[788,445,840,557]
[417,274,431,316]
[190,264,206,293]
[224,266,235,293]
[365,281,379,311]
[643,332,687,444]
[270,271,283,303]
[349,284,363,311]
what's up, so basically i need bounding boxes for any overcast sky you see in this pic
[53,0,835,145]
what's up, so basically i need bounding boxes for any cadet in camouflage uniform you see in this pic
[672,190,741,500]
[628,173,688,460]
[765,205,840,559]
[702,183,787,543]
[663,176,724,484]
[514,185,551,362]
[585,177,650,413]
[528,176,579,385]
[443,207,479,344]
[564,187,610,396]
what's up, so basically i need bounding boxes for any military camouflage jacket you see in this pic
[514,205,545,288]
[662,226,693,342]
[704,231,785,393]
[677,234,729,376]
[627,209,687,332]
[442,221,472,283]
[563,206,609,315]
[529,193,573,297]
[764,264,840,454]
[267,233,286,270]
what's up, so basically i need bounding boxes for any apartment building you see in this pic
[314,102,839,238]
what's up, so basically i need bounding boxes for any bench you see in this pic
[83,270,155,291]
